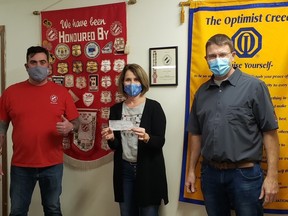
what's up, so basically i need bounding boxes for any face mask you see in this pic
[124,83,142,97]
[208,58,231,77]
[27,66,49,82]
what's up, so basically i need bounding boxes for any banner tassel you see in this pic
[179,0,191,24]
[181,5,185,24]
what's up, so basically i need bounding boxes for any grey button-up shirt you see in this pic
[187,68,278,162]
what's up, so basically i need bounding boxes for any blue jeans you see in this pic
[10,164,63,216]
[119,160,159,216]
[201,163,263,216]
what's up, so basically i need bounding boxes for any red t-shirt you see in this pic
[0,80,79,167]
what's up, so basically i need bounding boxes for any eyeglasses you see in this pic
[206,52,231,60]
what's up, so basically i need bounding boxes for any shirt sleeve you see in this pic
[253,80,278,131]
[186,93,201,135]
[64,90,79,121]
[0,91,11,123]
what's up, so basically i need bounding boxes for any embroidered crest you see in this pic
[114,37,125,54]
[52,75,64,86]
[72,44,82,57]
[113,59,125,73]
[57,62,68,74]
[65,74,74,88]
[101,76,112,89]
[110,21,122,36]
[102,42,113,54]
[115,91,126,103]
[73,61,83,74]
[76,76,87,89]
[100,60,111,73]
[101,107,110,119]
[89,75,99,92]
[86,61,98,73]
[55,44,70,60]
[73,111,97,152]
[83,93,94,107]
[85,42,100,59]
[100,91,112,104]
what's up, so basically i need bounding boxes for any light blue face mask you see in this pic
[27,66,49,82]
[124,83,142,97]
[208,58,231,77]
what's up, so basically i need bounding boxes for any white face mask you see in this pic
[27,66,49,82]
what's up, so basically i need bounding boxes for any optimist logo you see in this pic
[232,27,262,58]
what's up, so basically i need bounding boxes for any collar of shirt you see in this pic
[206,68,241,89]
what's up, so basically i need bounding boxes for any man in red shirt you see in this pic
[0,46,79,216]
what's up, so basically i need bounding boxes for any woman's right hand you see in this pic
[101,127,115,141]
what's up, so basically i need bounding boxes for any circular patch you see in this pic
[110,21,122,36]
[46,27,58,42]
[55,44,70,60]
[85,42,100,59]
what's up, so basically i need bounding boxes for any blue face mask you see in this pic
[208,58,231,77]
[124,83,142,97]
[27,66,49,82]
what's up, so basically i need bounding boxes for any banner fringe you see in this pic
[64,152,114,170]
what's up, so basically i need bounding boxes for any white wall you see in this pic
[0,0,278,216]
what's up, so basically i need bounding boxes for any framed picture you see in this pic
[149,46,178,86]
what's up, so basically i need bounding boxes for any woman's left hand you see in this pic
[131,127,146,140]
[131,127,150,143]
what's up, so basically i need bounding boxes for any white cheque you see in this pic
[109,120,134,131]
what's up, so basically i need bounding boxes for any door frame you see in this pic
[0,25,8,216]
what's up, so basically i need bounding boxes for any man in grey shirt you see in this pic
[185,34,279,216]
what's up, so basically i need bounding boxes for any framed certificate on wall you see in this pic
[149,46,178,86]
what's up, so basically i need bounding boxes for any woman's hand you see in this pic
[132,127,150,143]
[101,127,115,141]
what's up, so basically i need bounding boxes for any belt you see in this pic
[123,160,137,166]
[203,160,255,170]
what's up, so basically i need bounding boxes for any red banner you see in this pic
[41,2,127,168]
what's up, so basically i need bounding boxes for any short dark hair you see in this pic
[26,46,49,62]
[118,64,149,97]
[205,34,234,53]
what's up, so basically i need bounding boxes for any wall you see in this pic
[0,0,278,216]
